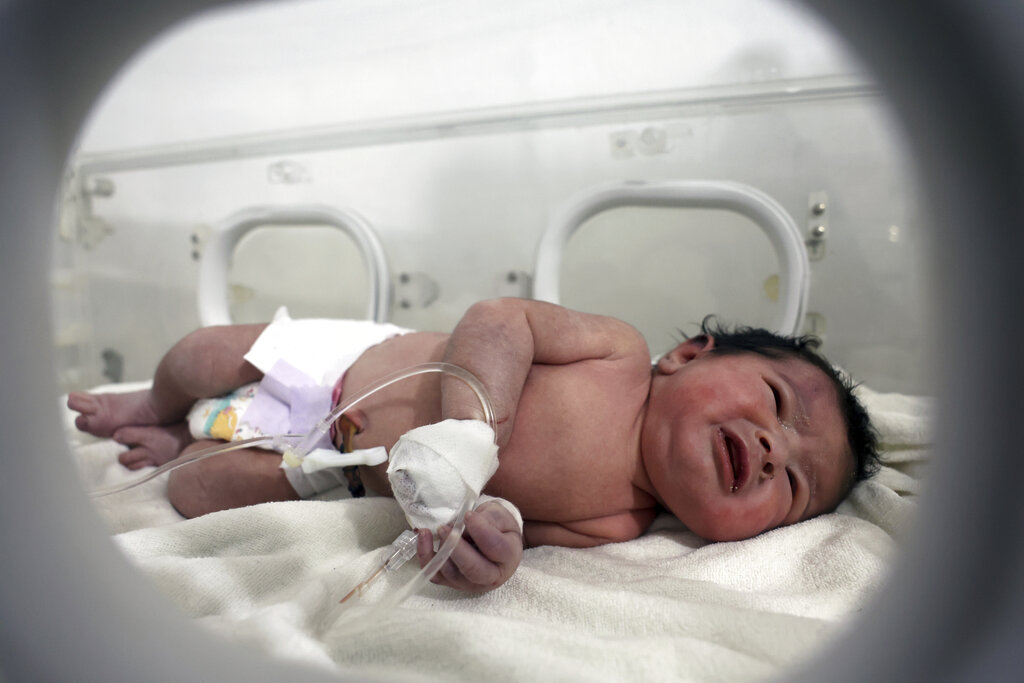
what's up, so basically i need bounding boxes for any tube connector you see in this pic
[281,419,333,466]
[384,530,419,571]
[338,529,421,605]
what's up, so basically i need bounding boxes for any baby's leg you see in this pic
[112,422,194,470]
[68,323,268,438]
[166,440,299,518]
[67,389,161,438]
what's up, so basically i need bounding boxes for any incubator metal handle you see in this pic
[197,204,392,326]
[532,180,809,336]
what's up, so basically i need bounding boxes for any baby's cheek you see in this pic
[694,502,775,542]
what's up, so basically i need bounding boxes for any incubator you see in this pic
[52,0,929,399]
[50,0,931,674]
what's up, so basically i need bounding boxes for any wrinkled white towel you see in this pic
[64,382,931,681]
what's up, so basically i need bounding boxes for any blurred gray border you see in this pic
[1,1,1021,680]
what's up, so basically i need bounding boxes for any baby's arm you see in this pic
[403,299,645,592]
[440,298,647,446]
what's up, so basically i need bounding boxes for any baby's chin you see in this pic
[676,509,773,542]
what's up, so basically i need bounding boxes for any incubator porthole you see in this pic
[561,205,782,344]
[226,224,370,322]
[15,0,1023,680]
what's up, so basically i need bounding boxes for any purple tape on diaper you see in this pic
[243,360,334,450]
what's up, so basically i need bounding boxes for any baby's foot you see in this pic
[113,423,194,470]
[67,389,160,438]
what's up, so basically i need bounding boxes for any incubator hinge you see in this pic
[397,271,440,309]
[801,311,826,342]
[495,270,532,299]
[609,124,678,158]
[190,224,211,261]
[805,190,828,261]
[59,170,115,249]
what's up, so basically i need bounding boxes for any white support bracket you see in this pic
[533,180,810,336]
[197,204,392,326]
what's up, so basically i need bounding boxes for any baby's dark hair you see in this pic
[690,316,881,501]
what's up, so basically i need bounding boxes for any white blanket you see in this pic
[65,383,930,682]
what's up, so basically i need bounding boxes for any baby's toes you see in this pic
[112,426,144,446]
[66,392,97,414]
[118,448,154,470]
[74,413,93,433]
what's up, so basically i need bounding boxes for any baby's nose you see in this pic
[756,431,786,481]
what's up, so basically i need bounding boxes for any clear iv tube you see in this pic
[282,361,497,467]
[89,433,306,498]
[90,361,497,615]
[91,360,497,495]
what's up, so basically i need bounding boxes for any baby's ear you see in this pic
[656,334,715,374]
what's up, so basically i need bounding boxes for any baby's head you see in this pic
[641,317,880,542]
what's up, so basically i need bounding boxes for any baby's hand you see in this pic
[416,499,523,593]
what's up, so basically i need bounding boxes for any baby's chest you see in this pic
[487,447,641,522]
[486,369,650,521]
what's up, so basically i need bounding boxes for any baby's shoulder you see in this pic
[603,321,654,374]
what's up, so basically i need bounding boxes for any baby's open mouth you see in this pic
[723,431,750,493]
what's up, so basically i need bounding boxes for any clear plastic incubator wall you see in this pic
[52,0,929,400]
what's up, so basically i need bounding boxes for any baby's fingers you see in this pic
[414,525,465,579]
[412,498,525,593]
[442,529,507,589]
[415,526,476,589]
[416,527,436,566]
[464,507,522,565]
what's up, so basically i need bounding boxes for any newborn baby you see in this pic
[69,298,879,592]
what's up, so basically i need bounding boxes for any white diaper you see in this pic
[189,307,412,498]
[244,306,410,386]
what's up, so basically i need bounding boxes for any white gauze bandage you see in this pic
[387,419,499,531]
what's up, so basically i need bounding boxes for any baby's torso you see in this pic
[483,361,656,524]
[341,331,658,530]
